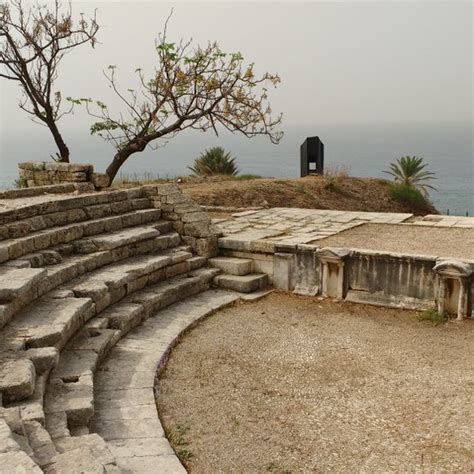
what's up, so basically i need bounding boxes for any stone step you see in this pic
[0,359,36,404]
[0,187,146,228]
[0,229,180,330]
[90,289,240,473]
[0,417,42,473]
[101,263,212,335]
[0,252,206,408]
[44,328,120,429]
[42,266,215,436]
[214,273,269,293]
[24,420,58,469]
[0,244,191,347]
[0,195,153,243]
[64,248,190,310]
[5,297,95,351]
[0,207,162,264]
[51,328,121,381]
[8,373,50,425]
[123,267,220,319]
[0,406,34,457]
[209,256,253,275]
[73,224,161,253]
[48,433,119,473]
[0,347,58,381]
[0,267,46,303]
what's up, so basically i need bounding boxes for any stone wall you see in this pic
[18,162,109,189]
[222,244,473,318]
[144,183,219,257]
[344,251,437,308]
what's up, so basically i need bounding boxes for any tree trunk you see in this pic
[47,118,70,163]
[106,149,133,184]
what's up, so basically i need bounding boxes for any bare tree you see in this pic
[0,0,99,162]
[77,23,282,183]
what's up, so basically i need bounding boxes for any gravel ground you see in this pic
[157,293,474,473]
[313,223,474,259]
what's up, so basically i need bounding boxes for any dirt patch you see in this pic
[157,293,474,473]
[313,223,474,259]
[180,175,438,215]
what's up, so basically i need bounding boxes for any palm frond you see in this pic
[189,146,239,176]
[384,156,437,195]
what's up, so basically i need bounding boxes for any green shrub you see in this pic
[419,307,446,325]
[389,184,425,206]
[383,156,437,196]
[189,147,238,176]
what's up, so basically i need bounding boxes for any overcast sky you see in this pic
[0,0,472,176]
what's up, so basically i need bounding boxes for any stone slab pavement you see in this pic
[214,208,413,251]
[412,214,474,228]
[213,208,474,252]
[90,290,240,473]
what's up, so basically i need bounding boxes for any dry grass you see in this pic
[113,174,438,215]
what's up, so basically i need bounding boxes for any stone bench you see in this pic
[0,183,247,471]
[0,222,178,330]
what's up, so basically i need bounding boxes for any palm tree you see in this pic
[189,147,239,176]
[384,156,437,196]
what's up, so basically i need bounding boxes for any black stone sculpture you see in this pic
[300,137,324,177]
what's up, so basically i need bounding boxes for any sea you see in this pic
[1,121,472,216]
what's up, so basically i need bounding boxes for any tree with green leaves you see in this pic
[73,19,282,184]
[0,0,99,162]
[189,147,239,176]
[384,156,437,196]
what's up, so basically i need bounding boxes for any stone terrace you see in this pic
[215,208,474,253]
[0,183,269,473]
[215,208,413,252]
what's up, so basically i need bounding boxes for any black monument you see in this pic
[300,136,324,177]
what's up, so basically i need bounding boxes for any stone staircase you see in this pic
[0,185,271,472]
[210,256,269,293]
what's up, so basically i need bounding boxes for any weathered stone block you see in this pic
[195,236,218,257]
[209,257,253,275]
[215,273,268,293]
[0,359,36,403]
[273,252,296,291]
[165,192,188,204]
[18,161,46,171]
[181,211,209,223]
[184,221,213,238]
[156,183,180,195]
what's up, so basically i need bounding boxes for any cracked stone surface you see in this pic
[215,208,414,250]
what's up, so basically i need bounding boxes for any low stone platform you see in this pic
[214,208,474,253]
[215,208,414,252]
[214,208,474,319]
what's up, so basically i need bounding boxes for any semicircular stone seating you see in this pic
[0,183,269,473]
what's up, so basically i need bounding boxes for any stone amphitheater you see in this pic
[0,178,271,473]
[0,166,472,473]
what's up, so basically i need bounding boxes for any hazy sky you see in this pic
[0,1,472,176]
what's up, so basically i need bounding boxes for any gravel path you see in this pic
[314,223,474,259]
[158,293,474,473]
